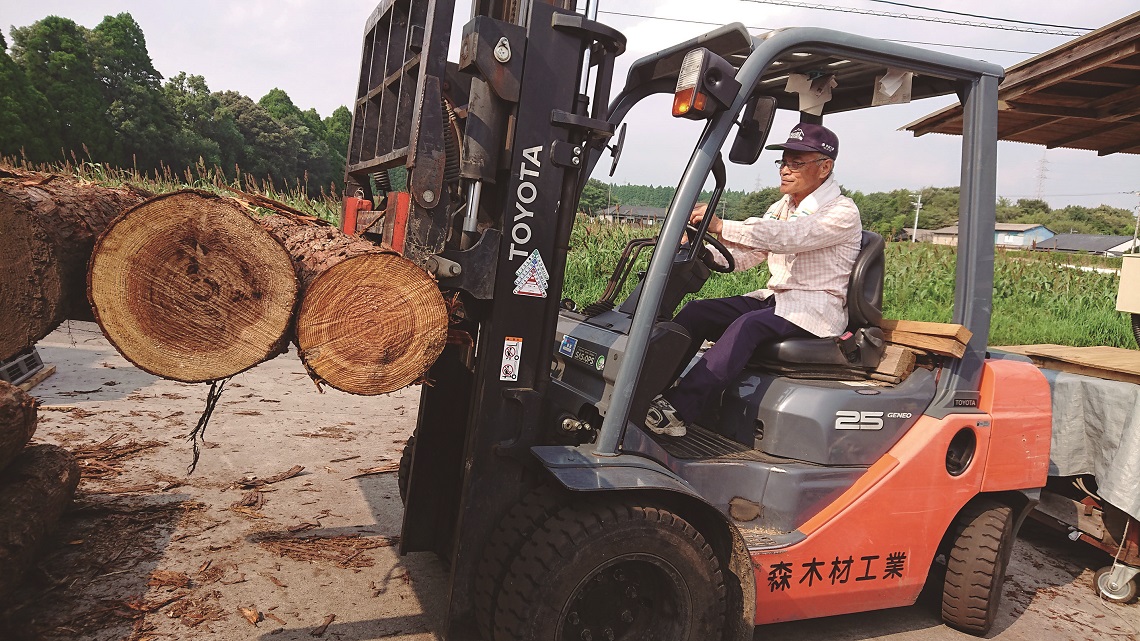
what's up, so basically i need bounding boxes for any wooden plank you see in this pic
[16,365,55,393]
[874,344,917,379]
[996,344,1140,385]
[883,330,966,358]
[880,319,972,344]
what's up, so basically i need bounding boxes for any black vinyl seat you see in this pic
[750,230,886,371]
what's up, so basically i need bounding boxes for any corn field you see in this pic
[566,218,1134,348]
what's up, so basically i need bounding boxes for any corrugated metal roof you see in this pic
[904,12,1140,156]
[1036,233,1135,252]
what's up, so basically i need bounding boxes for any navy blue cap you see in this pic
[765,123,839,160]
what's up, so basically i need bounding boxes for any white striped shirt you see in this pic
[717,176,862,337]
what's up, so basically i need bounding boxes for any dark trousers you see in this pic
[663,295,809,422]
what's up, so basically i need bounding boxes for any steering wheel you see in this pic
[685,224,734,273]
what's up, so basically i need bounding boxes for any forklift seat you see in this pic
[750,230,886,370]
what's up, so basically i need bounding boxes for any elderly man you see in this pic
[645,123,862,437]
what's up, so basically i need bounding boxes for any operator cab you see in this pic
[547,24,970,536]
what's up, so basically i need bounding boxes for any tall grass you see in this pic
[1,154,342,223]
[566,218,1132,348]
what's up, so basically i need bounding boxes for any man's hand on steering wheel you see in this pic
[689,203,723,235]
[683,203,734,273]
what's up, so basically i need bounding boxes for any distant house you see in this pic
[930,223,1054,248]
[900,227,935,242]
[1035,233,1137,256]
[597,205,667,226]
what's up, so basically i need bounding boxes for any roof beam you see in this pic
[1002,42,1140,100]
[998,116,1058,139]
[1045,121,1122,148]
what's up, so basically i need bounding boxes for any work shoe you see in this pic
[645,396,688,437]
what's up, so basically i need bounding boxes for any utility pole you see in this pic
[911,191,923,242]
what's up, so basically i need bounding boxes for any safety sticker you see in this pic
[558,335,577,357]
[500,337,523,381]
[514,250,549,298]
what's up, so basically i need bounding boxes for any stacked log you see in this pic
[89,190,447,394]
[0,169,151,361]
[0,381,80,599]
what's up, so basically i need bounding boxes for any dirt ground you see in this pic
[2,321,1139,641]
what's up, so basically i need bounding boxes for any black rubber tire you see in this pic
[1094,565,1139,604]
[397,432,415,503]
[941,499,1016,636]
[473,484,566,641]
[493,499,726,641]
[1131,313,1140,350]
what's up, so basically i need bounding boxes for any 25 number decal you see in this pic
[835,410,884,431]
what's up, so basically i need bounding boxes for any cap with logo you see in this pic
[765,123,839,160]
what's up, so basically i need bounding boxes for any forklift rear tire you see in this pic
[941,498,1016,636]
[397,432,415,503]
[474,484,566,641]
[493,499,725,641]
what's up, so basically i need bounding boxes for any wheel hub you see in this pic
[561,559,680,641]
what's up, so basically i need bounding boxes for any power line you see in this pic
[866,0,1093,31]
[738,0,1084,36]
[596,10,1041,55]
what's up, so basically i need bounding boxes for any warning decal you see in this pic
[514,250,549,298]
[500,337,522,381]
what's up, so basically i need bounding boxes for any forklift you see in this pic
[339,1,1052,639]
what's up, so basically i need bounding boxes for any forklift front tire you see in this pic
[941,498,1016,636]
[493,499,726,641]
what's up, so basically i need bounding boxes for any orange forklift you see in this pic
[340,1,1052,639]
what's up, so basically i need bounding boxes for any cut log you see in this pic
[89,189,447,391]
[0,444,80,599]
[0,169,150,360]
[874,344,918,380]
[296,253,448,395]
[88,190,300,382]
[0,381,37,474]
[882,329,967,358]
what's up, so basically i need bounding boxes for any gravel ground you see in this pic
[2,321,1138,641]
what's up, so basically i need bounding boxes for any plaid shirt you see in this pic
[717,176,862,337]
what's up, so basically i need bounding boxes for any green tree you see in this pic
[163,72,243,169]
[217,90,299,186]
[258,88,338,192]
[0,32,60,160]
[10,16,113,161]
[730,187,782,220]
[89,13,177,169]
[579,178,609,214]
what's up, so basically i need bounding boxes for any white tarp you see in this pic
[1045,368,1140,521]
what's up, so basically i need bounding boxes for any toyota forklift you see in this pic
[339,1,1052,639]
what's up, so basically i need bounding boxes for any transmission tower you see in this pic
[1034,152,1050,200]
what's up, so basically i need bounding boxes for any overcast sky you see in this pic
[3,1,1138,212]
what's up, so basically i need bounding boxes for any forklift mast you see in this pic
[341,1,625,636]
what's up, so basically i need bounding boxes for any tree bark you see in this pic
[88,190,300,382]
[0,381,37,474]
[89,189,447,392]
[0,168,150,361]
[0,444,80,599]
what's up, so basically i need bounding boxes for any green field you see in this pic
[565,218,1134,348]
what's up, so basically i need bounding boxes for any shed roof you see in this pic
[1036,233,1135,252]
[905,12,1140,156]
[932,223,1050,234]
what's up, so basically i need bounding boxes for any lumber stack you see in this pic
[0,381,80,599]
[880,319,972,359]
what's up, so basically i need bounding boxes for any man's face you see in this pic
[778,150,833,200]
